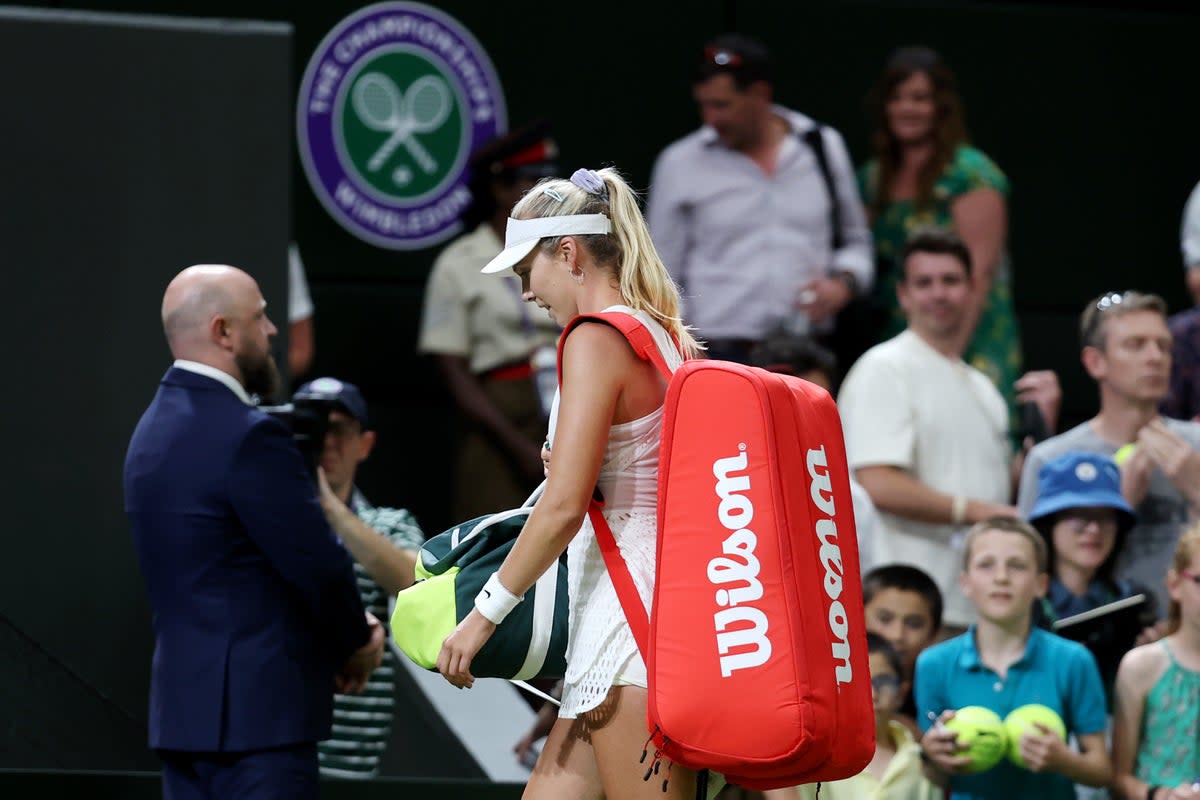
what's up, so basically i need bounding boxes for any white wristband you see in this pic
[475,572,523,625]
[951,495,968,526]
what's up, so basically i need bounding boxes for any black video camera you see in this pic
[260,397,340,479]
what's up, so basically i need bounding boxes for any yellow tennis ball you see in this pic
[1004,704,1067,768]
[944,706,1008,774]
[1114,444,1136,466]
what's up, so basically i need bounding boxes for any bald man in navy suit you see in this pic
[124,265,385,800]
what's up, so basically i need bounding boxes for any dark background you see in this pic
[3,0,1198,777]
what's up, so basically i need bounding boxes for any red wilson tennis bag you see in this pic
[562,312,874,792]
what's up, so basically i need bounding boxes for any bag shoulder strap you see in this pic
[800,125,845,251]
[589,503,650,657]
[559,311,675,381]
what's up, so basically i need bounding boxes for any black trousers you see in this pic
[159,743,318,800]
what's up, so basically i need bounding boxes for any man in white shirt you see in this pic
[646,33,872,364]
[838,228,1058,628]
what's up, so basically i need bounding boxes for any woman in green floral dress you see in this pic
[858,47,1022,424]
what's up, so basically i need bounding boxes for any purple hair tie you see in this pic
[570,168,609,200]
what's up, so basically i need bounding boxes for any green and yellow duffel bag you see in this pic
[390,504,569,680]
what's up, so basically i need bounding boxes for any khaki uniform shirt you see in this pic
[418,224,560,374]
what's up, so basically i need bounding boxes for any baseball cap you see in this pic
[1028,452,1136,533]
[469,119,559,181]
[694,33,774,86]
[293,377,368,428]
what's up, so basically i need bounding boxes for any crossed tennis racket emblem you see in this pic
[351,71,452,187]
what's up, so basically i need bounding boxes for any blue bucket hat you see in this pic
[1028,452,1136,533]
[293,377,369,428]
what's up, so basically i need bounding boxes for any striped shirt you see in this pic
[318,491,423,779]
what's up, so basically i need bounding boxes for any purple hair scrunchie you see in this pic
[570,168,609,200]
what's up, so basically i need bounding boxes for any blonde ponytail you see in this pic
[597,169,702,357]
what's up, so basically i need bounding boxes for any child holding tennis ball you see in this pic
[916,517,1113,799]
[1112,525,1200,800]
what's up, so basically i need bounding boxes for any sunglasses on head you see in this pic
[1095,291,1129,312]
[1083,290,1133,346]
[704,46,744,68]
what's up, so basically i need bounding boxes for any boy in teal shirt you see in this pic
[916,518,1112,798]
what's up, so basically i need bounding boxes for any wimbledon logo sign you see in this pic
[297,2,506,250]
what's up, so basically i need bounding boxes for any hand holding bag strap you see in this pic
[588,499,650,657]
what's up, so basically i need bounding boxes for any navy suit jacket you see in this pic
[124,366,370,752]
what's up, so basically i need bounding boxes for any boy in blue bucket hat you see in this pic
[1027,452,1163,701]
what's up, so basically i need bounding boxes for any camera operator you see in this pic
[294,377,425,779]
[125,265,384,800]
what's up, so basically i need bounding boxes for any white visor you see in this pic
[480,214,612,275]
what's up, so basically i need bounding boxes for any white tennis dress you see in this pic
[547,306,683,719]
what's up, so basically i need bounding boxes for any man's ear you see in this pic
[747,80,772,104]
[357,430,377,463]
[210,314,232,347]
[896,280,912,317]
[1081,345,1106,381]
